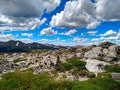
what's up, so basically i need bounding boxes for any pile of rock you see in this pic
[0,60,29,74]
[84,45,120,62]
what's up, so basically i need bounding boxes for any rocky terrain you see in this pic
[0,42,120,82]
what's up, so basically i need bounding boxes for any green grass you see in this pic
[105,65,120,73]
[71,72,120,90]
[0,71,120,90]
[13,58,25,63]
[116,54,120,58]
[57,57,94,77]
[0,69,51,90]
[57,57,86,72]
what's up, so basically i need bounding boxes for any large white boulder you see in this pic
[76,53,84,59]
[85,59,109,76]
[103,48,109,55]
[84,47,103,59]
[108,45,118,57]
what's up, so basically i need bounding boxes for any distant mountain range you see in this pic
[0,40,66,52]
[0,40,119,53]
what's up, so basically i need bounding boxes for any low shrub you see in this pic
[88,72,96,78]
[105,65,120,73]
[78,70,88,76]
[57,57,86,72]
[77,71,95,78]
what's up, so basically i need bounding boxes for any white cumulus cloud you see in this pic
[100,30,117,37]
[0,0,60,31]
[0,34,14,41]
[61,29,77,36]
[50,0,100,29]
[50,0,120,29]
[17,38,34,43]
[96,0,120,21]
[73,36,87,42]
[40,27,58,36]
[21,33,33,37]
[0,14,47,31]
[87,31,97,36]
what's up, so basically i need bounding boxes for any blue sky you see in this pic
[0,0,120,46]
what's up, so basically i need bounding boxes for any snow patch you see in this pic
[16,42,19,46]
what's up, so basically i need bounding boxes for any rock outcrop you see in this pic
[0,60,28,74]
[76,52,84,59]
[41,55,60,69]
[84,44,119,62]
[98,42,114,48]
[84,47,103,59]
[111,73,120,82]
[85,59,109,76]
[108,45,118,57]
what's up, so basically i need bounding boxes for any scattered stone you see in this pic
[111,73,120,82]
